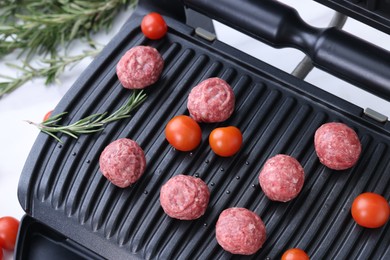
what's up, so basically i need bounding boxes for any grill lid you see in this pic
[183,0,390,102]
[314,0,390,35]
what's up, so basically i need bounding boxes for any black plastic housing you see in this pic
[15,215,103,260]
[314,0,390,34]
[16,0,390,259]
[183,0,390,102]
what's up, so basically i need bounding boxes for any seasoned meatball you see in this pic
[160,174,210,220]
[259,154,305,202]
[187,77,235,123]
[116,45,164,89]
[99,138,146,188]
[216,207,266,255]
[314,122,361,170]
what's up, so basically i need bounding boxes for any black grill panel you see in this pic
[19,17,390,260]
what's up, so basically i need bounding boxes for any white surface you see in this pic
[0,0,389,258]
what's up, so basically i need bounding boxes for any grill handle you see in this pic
[182,0,390,101]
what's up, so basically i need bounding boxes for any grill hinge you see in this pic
[364,108,388,123]
[195,27,217,41]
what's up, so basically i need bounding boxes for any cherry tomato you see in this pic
[43,110,53,121]
[351,192,389,228]
[209,126,242,157]
[141,12,167,40]
[0,248,3,260]
[165,115,202,151]
[0,216,20,251]
[281,248,310,260]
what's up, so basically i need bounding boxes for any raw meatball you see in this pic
[160,174,210,220]
[116,45,164,89]
[99,138,146,188]
[314,122,361,170]
[259,154,305,202]
[187,77,235,123]
[216,207,266,255]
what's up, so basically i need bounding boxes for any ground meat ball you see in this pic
[187,77,235,123]
[259,154,305,202]
[314,122,361,170]
[99,138,146,188]
[116,46,164,89]
[160,174,210,220]
[216,207,266,255]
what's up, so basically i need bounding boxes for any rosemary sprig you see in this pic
[26,90,147,143]
[0,0,137,58]
[0,49,101,97]
[0,0,137,97]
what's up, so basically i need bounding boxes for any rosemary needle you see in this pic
[26,90,147,143]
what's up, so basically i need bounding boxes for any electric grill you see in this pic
[16,0,390,259]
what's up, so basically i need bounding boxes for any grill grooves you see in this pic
[67,88,129,214]
[74,42,187,224]
[109,48,225,248]
[18,22,390,259]
[310,135,374,258]
[92,46,198,232]
[43,45,144,206]
[251,129,324,254]
[38,142,71,201]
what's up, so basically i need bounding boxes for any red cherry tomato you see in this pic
[281,248,310,260]
[351,192,389,228]
[0,216,20,251]
[209,126,242,157]
[43,110,53,121]
[0,248,3,260]
[165,115,202,151]
[141,12,167,40]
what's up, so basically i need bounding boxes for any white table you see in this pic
[0,0,389,258]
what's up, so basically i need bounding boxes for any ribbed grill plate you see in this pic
[18,14,390,260]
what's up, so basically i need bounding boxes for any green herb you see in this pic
[0,0,138,97]
[0,0,137,58]
[26,90,147,143]
[0,49,101,97]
